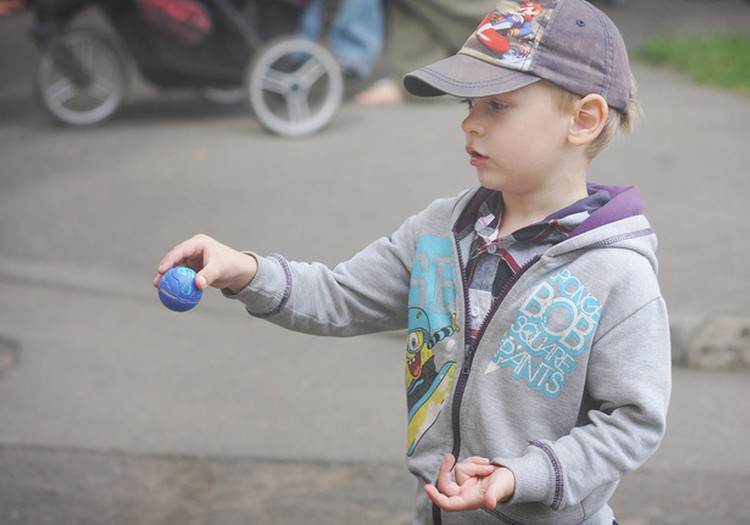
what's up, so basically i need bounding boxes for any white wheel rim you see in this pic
[249,38,342,137]
[38,32,125,126]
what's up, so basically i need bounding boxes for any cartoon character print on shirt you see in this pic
[406,235,460,456]
[485,268,601,398]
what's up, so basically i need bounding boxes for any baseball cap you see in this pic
[403,0,632,113]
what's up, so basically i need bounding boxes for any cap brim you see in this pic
[403,53,541,98]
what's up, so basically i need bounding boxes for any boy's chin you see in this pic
[476,172,506,192]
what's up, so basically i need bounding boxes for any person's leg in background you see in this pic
[356,0,492,105]
[299,0,384,80]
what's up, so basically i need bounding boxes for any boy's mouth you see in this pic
[408,352,422,379]
[466,147,488,166]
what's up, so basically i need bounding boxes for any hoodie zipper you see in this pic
[449,245,541,462]
[432,242,540,524]
[445,224,653,460]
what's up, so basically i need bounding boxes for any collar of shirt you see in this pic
[460,188,611,337]
[471,188,612,256]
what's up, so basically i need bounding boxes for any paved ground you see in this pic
[0,368,749,525]
[0,1,749,524]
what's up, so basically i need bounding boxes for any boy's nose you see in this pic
[461,112,483,136]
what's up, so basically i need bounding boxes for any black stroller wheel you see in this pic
[248,37,343,137]
[35,29,127,126]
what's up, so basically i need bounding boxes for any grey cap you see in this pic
[403,0,632,112]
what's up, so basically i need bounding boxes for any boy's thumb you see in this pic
[195,272,210,290]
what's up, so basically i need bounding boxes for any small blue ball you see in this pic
[158,266,203,312]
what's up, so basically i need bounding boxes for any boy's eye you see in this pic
[489,101,507,112]
[460,98,507,113]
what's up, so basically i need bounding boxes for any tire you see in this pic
[248,37,343,137]
[35,29,127,126]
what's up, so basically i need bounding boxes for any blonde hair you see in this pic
[552,75,642,160]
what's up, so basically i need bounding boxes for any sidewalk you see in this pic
[602,0,750,371]
[1,366,749,525]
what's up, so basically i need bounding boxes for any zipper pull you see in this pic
[461,344,474,375]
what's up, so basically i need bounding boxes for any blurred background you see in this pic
[0,0,749,524]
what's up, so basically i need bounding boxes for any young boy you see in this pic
[154,1,671,523]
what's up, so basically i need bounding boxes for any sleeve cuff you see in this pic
[493,441,562,509]
[222,252,291,317]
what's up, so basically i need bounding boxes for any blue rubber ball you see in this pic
[158,266,203,312]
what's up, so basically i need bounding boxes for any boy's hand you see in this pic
[425,453,516,512]
[153,234,257,294]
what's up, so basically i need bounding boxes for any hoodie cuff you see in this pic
[222,252,291,317]
[493,440,562,509]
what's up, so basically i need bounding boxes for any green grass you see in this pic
[636,33,750,96]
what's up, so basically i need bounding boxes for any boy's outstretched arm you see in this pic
[153,234,257,294]
[425,454,516,512]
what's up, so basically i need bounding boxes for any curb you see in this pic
[671,315,750,370]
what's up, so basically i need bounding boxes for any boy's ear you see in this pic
[568,94,608,147]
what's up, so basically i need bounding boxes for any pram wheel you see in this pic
[248,37,343,137]
[35,29,127,126]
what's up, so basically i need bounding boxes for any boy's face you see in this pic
[461,82,575,197]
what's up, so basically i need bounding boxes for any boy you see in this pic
[154,1,671,523]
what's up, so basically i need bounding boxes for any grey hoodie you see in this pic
[228,184,671,525]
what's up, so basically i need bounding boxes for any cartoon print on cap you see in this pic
[462,0,559,71]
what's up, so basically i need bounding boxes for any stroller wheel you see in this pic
[35,29,127,126]
[248,37,343,137]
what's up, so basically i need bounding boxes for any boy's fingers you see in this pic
[440,453,456,471]
[194,273,209,290]
[155,235,213,281]
[436,454,456,487]
[425,484,475,512]
[455,462,495,484]
[452,456,492,485]
[159,244,198,272]
[195,267,216,290]
[484,484,502,509]
[424,484,448,506]
[483,468,515,508]
[425,483,461,508]
[464,456,491,465]
[157,253,185,275]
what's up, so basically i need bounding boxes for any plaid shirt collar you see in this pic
[471,188,611,256]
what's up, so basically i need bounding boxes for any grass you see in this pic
[636,33,750,97]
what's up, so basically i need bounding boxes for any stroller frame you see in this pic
[30,0,343,136]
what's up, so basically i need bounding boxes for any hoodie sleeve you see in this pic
[225,195,462,336]
[495,295,672,510]
[231,235,413,336]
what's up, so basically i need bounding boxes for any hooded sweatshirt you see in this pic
[228,183,672,525]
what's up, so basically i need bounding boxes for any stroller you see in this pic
[29,0,343,136]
